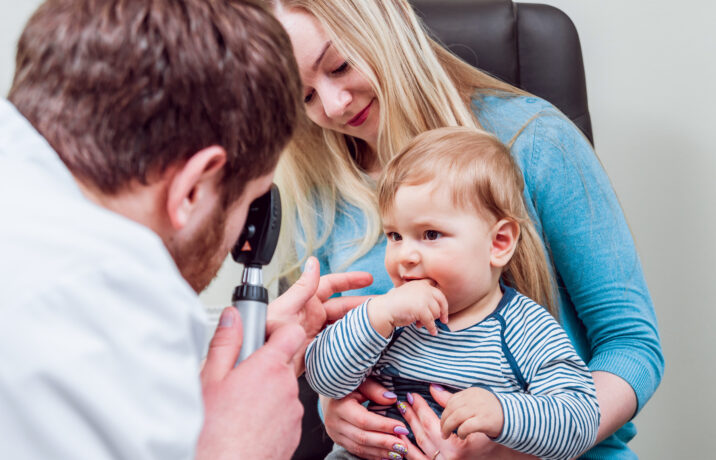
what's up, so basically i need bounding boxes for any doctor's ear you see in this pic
[490,218,520,268]
[166,146,227,230]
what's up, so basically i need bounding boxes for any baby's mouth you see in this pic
[402,277,437,287]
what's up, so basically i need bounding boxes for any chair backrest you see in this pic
[411,0,593,144]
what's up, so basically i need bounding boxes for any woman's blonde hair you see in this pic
[264,0,528,280]
[379,127,556,315]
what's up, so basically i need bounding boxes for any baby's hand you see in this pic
[439,387,504,440]
[367,280,448,337]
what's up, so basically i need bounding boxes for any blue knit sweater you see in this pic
[305,94,664,459]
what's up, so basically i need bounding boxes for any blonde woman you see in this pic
[264,1,663,459]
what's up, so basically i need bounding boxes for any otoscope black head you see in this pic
[231,184,281,267]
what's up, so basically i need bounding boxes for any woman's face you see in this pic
[277,9,380,150]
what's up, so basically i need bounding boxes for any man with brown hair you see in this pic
[0,0,370,458]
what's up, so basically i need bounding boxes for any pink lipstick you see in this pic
[347,99,374,127]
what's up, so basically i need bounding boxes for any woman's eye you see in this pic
[387,232,402,242]
[424,230,442,240]
[303,90,315,104]
[331,61,349,75]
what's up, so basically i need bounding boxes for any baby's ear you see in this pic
[490,219,520,268]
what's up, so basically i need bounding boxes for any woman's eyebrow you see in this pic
[312,41,332,71]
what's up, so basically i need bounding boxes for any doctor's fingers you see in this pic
[201,307,244,385]
[323,294,371,323]
[316,270,373,301]
[250,323,306,368]
[269,256,321,316]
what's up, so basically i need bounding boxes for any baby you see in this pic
[306,127,600,459]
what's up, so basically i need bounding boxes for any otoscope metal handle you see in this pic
[233,298,267,364]
[233,265,269,365]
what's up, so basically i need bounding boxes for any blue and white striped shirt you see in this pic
[305,287,600,459]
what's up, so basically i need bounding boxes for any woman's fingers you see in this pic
[357,378,399,406]
[398,435,428,460]
[400,393,441,455]
[334,415,410,459]
[333,425,407,460]
[429,383,451,408]
[322,394,409,458]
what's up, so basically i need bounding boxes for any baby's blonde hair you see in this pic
[264,0,529,280]
[378,127,557,316]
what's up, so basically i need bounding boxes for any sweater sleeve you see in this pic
[493,299,600,459]
[517,110,664,413]
[304,300,391,398]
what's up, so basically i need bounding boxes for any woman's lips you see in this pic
[347,99,373,127]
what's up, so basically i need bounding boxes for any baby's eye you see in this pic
[331,61,349,75]
[424,230,442,240]
[387,232,402,242]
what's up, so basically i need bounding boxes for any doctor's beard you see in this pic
[166,203,228,294]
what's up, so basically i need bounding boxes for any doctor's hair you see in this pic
[264,0,529,279]
[9,0,301,204]
[378,127,557,316]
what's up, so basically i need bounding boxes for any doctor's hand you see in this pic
[197,308,305,460]
[267,256,372,374]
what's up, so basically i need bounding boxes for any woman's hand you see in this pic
[399,385,536,460]
[322,379,412,460]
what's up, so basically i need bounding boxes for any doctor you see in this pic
[0,0,371,459]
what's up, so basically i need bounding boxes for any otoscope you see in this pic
[231,184,281,364]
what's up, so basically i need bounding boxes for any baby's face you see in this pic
[381,183,498,317]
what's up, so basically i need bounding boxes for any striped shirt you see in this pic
[305,287,600,460]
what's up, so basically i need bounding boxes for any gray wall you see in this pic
[2,0,714,458]
[540,2,716,458]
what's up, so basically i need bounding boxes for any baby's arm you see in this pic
[305,281,448,398]
[496,301,599,459]
[304,300,389,399]
[442,299,600,459]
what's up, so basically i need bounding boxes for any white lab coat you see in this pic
[0,100,208,459]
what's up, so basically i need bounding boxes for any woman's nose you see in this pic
[321,84,352,120]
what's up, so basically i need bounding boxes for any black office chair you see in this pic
[412,0,593,143]
[292,1,592,458]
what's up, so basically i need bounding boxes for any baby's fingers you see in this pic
[455,415,486,440]
[440,405,473,439]
[418,306,438,335]
[437,292,449,325]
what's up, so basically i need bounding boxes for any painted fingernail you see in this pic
[406,392,414,405]
[393,443,408,455]
[219,308,234,328]
[394,426,410,435]
[397,401,407,414]
[383,391,397,399]
[388,453,403,460]
[431,383,445,392]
